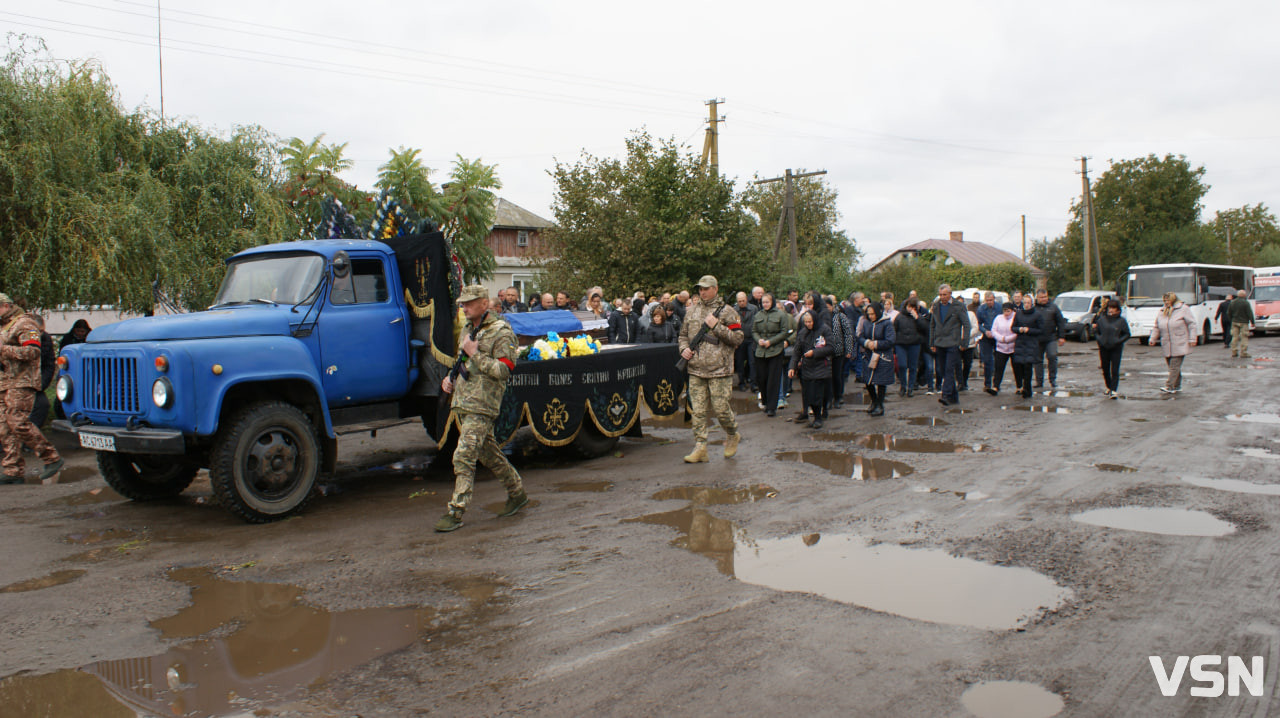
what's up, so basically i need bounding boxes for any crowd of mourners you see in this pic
[492,278,1254,428]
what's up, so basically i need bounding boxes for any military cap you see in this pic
[0,292,10,304]
[695,275,718,289]
[458,285,489,303]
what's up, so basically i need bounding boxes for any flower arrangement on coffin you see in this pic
[519,332,600,361]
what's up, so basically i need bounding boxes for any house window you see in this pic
[517,230,530,247]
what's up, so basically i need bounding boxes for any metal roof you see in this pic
[491,197,554,230]
[868,238,1044,275]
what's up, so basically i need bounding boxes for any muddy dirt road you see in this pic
[2,337,1279,717]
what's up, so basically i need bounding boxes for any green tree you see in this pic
[376,146,438,213]
[1074,153,1210,280]
[1129,225,1224,266]
[0,38,296,312]
[539,130,765,299]
[1029,234,1083,295]
[437,155,501,284]
[281,133,362,230]
[1206,204,1280,266]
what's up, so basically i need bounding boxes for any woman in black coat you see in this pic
[787,310,834,428]
[893,300,923,397]
[1010,294,1045,399]
[1090,298,1131,397]
[640,305,678,344]
[857,303,896,416]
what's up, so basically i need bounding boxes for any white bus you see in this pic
[1251,266,1280,335]
[1123,263,1253,343]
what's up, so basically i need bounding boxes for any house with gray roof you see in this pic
[867,231,1045,285]
[481,197,555,302]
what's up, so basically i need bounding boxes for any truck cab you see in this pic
[54,240,426,522]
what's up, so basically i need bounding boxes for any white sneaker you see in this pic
[1159,387,1173,394]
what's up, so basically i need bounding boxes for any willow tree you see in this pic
[0,39,296,312]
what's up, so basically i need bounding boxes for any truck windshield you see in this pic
[1127,269,1194,308]
[213,255,325,307]
[1254,284,1280,302]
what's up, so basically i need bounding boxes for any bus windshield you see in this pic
[1127,269,1194,308]
[213,254,325,307]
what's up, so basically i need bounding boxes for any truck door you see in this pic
[320,254,411,406]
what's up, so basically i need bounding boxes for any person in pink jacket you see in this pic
[1148,291,1197,394]
[986,302,1018,396]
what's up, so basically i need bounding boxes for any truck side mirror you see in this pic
[332,251,351,279]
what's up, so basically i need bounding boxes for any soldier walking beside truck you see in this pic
[0,294,63,484]
[435,285,528,532]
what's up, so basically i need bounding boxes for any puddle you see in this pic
[1001,405,1073,414]
[1130,418,1149,423]
[1227,413,1280,425]
[553,481,614,493]
[0,567,505,717]
[1071,507,1235,536]
[62,528,136,545]
[944,408,976,415]
[775,450,914,480]
[624,508,739,575]
[905,416,950,427]
[961,681,1064,718]
[811,432,989,453]
[651,485,777,505]
[915,486,989,501]
[735,533,1069,630]
[47,466,97,484]
[1093,463,1136,473]
[1181,476,1280,496]
[46,487,124,507]
[60,547,119,564]
[1041,390,1094,398]
[642,412,689,428]
[0,569,86,594]
[1239,448,1280,460]
[728,397,762,414]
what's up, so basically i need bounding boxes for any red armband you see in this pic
[498,357,515,371]
[21,340,40,347]
[726,323,741,331]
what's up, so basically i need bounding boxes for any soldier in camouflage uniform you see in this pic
[678,275,744,463]
[0,294,63,484]
[435,286,527,532]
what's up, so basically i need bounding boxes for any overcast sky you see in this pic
[7,0,1280,269]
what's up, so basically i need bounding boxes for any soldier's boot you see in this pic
[434,508,464,532]
[498,491,529,517]
[38,458,64,482]
[723,433,740,458]
[683,443,709,463]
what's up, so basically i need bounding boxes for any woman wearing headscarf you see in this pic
[787,309,834,428]
[1148,291,1196,394]
[753,293,791,417]
[857,302,896,417]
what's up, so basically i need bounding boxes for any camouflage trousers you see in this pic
[449,411,523,515]
[0,388,60,479]
[688,375,738,444]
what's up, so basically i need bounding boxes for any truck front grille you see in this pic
[83,356,140,413]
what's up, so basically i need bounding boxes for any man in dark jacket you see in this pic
[1215,298,1233,351]
[974,292,1001,392]
[607,300,640,344]
[1034,290,1067,390]
[1228,289,1255,357]
[928,284,971,406]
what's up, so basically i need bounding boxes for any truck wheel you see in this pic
[98,453,198,500]
[565,422,620,459]
[1078,326,1090,342]
[210,401,320,523]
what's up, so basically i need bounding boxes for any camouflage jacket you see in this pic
[0,311,44,392]
[451,311,518,418]
[678,297,744,378]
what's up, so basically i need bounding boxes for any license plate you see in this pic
[79,432,116,452]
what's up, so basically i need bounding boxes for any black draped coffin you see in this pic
[439,344,685,446]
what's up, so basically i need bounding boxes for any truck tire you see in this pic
[1078,325,1090,342]
[210,401,321,523]
[98,452,198,500]
[565,422,620,459]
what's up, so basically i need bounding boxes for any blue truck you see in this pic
[53,235,682,522]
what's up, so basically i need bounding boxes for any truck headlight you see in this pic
[55,375,72,402]
[152,377,174,408]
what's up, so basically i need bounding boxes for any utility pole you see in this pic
[1225,218,1232,262]
[156,0,166,124]
[754,168,827,271]
[1021,214,1026,261]
[1079,157,1093,288]
[700,98,725,174]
